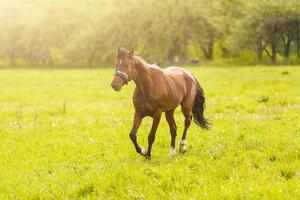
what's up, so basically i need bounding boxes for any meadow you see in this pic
[0,66,299,199]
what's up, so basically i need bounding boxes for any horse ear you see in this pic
[117,47,123,59]
[129,48,135,58]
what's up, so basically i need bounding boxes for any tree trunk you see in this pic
[297,22,300,58]
[282,32,293,60]
[167,50,175,63]
[200,39,214,60]
[271,45,277,64]
[257,49,263,60]
[265,42,277,64]
[283,41,290,59]
[206,41,214,60]
[256,40,264,60]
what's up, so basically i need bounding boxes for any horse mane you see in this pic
[134,54,159,69]
[118,47,159,69]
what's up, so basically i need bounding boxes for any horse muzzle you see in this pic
[111,77,126,91]
[111,82,122,91]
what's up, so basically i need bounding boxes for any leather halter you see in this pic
[115,70,129,84]
[114,58,135,84]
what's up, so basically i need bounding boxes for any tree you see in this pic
[230,0,300,64]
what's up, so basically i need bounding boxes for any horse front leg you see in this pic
[145,111,162,159]
[129,112,146,156]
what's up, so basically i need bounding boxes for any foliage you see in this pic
[230,0,300,64]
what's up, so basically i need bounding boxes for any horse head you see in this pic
[111,47,135,91]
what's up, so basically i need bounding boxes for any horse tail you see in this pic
[192,79,210,130]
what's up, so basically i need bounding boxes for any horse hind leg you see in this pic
[180,104,192,154]
[165,109,177,157]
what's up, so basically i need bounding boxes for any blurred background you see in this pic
[0,0,300,68]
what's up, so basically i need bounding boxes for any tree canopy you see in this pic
[0,0,300,67]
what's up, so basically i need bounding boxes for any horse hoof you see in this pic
[179,140,187,154]
[180,148,186,154]
[145,154,151,160]
[168,147,175,157]
[140,147,147,156]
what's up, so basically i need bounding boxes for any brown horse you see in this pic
[111,47,209,159]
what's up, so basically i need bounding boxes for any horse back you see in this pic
[163,67,196,93]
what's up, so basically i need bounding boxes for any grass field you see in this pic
[0,66,299,199]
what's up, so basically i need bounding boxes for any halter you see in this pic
[114,58,135,84]
[115,70,129,84]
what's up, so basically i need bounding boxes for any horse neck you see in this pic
[133,56,154,94]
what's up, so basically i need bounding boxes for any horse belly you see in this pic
[158,91,183,111]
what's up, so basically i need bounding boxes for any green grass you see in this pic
[0,66,299,199]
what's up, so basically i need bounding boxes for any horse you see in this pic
[111,47,210,159]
